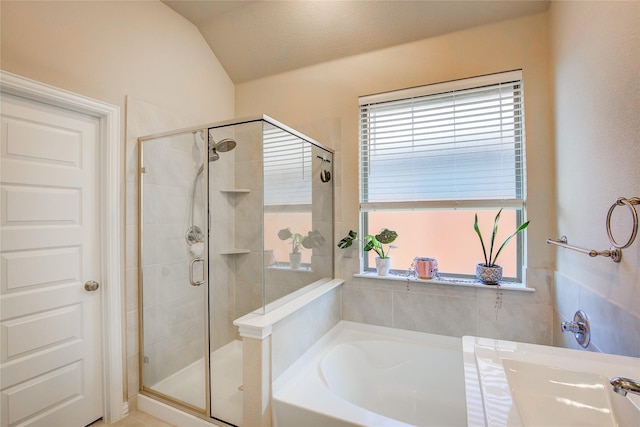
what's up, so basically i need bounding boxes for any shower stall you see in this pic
[137,116,334,426]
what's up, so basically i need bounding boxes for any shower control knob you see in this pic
[84,280,100,292]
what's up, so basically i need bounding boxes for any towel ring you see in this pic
[606,197,639,249]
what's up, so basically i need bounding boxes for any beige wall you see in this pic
[550,1,640,357]
[1,0,234,125]
[236,12,555,275]
[236,13,556,345]
[1,0,236,407]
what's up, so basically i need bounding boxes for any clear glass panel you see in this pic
[205,117,334,425]
[140,117,334,426]
[139,129,208,410]
[262,124,334,309]
[207,120,262,426]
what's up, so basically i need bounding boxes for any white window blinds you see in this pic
[263,123,312,206]
[359,71,525,209]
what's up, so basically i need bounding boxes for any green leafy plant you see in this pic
[474,209,529,267]
[337,228,398,259]
[278,228,325,253]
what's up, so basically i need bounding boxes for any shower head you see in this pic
[195,151,218,175]
[206,136,236,162]
[192,132,237,177]
[208,149,220,162]
[214,138,236,153]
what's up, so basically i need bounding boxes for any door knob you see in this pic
[84,280,100,292]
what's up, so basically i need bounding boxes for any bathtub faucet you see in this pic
[610,377,640,397]
[560,310,590,348]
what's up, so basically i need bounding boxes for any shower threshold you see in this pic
[150,340,243,426]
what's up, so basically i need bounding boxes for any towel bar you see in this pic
[546,196,638,263]
[546,236,621,262]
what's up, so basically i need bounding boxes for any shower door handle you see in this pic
[189,257,205,286]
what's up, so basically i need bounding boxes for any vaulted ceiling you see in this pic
[163,1,550,83]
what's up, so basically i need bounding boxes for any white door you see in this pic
[0,93,103,427]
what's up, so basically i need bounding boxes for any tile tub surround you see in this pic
[554,271,640,358]
[341,267,554,346]
[271,282,342,381]
[234,278,344,427]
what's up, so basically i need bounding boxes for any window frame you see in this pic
[358,70,527,281]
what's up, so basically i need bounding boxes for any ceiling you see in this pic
[163,0,550,83]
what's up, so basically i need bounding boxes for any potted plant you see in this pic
[473,209,529,284]
[278,228,325,269]
[337,228,398,276]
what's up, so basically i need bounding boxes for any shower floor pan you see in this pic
[151,339,243,426]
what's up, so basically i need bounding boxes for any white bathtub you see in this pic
[273,321,467,427]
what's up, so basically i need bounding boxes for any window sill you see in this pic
[267,263,314,272]
[353,272,534,293]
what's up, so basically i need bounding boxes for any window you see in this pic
[263,123,313,264]
[359,70,526,280]
[263,122,312,207]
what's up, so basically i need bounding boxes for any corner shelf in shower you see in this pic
[219,188,251,193]
[218,189,250,255]
[220,249,251,255]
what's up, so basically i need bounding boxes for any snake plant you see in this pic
[474,209,529,267]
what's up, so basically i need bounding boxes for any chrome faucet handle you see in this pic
[560,310,590,348]
[560,321,586,334]
[610,377,640,397]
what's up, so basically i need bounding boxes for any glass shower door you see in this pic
[138,117,333,426]
[139,129,209,412]
[207,121,261,427]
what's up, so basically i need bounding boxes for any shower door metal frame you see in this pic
[137,126,212,420]
[137,115,336,426]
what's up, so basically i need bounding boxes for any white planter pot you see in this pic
[375,257,391,276]
[289,252,302,269]
[476,263,502,284]
[264,249,275,266]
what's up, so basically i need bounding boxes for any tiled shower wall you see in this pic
[139,133,206,385]
[217,121,336,323]
[208,121,259,350]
